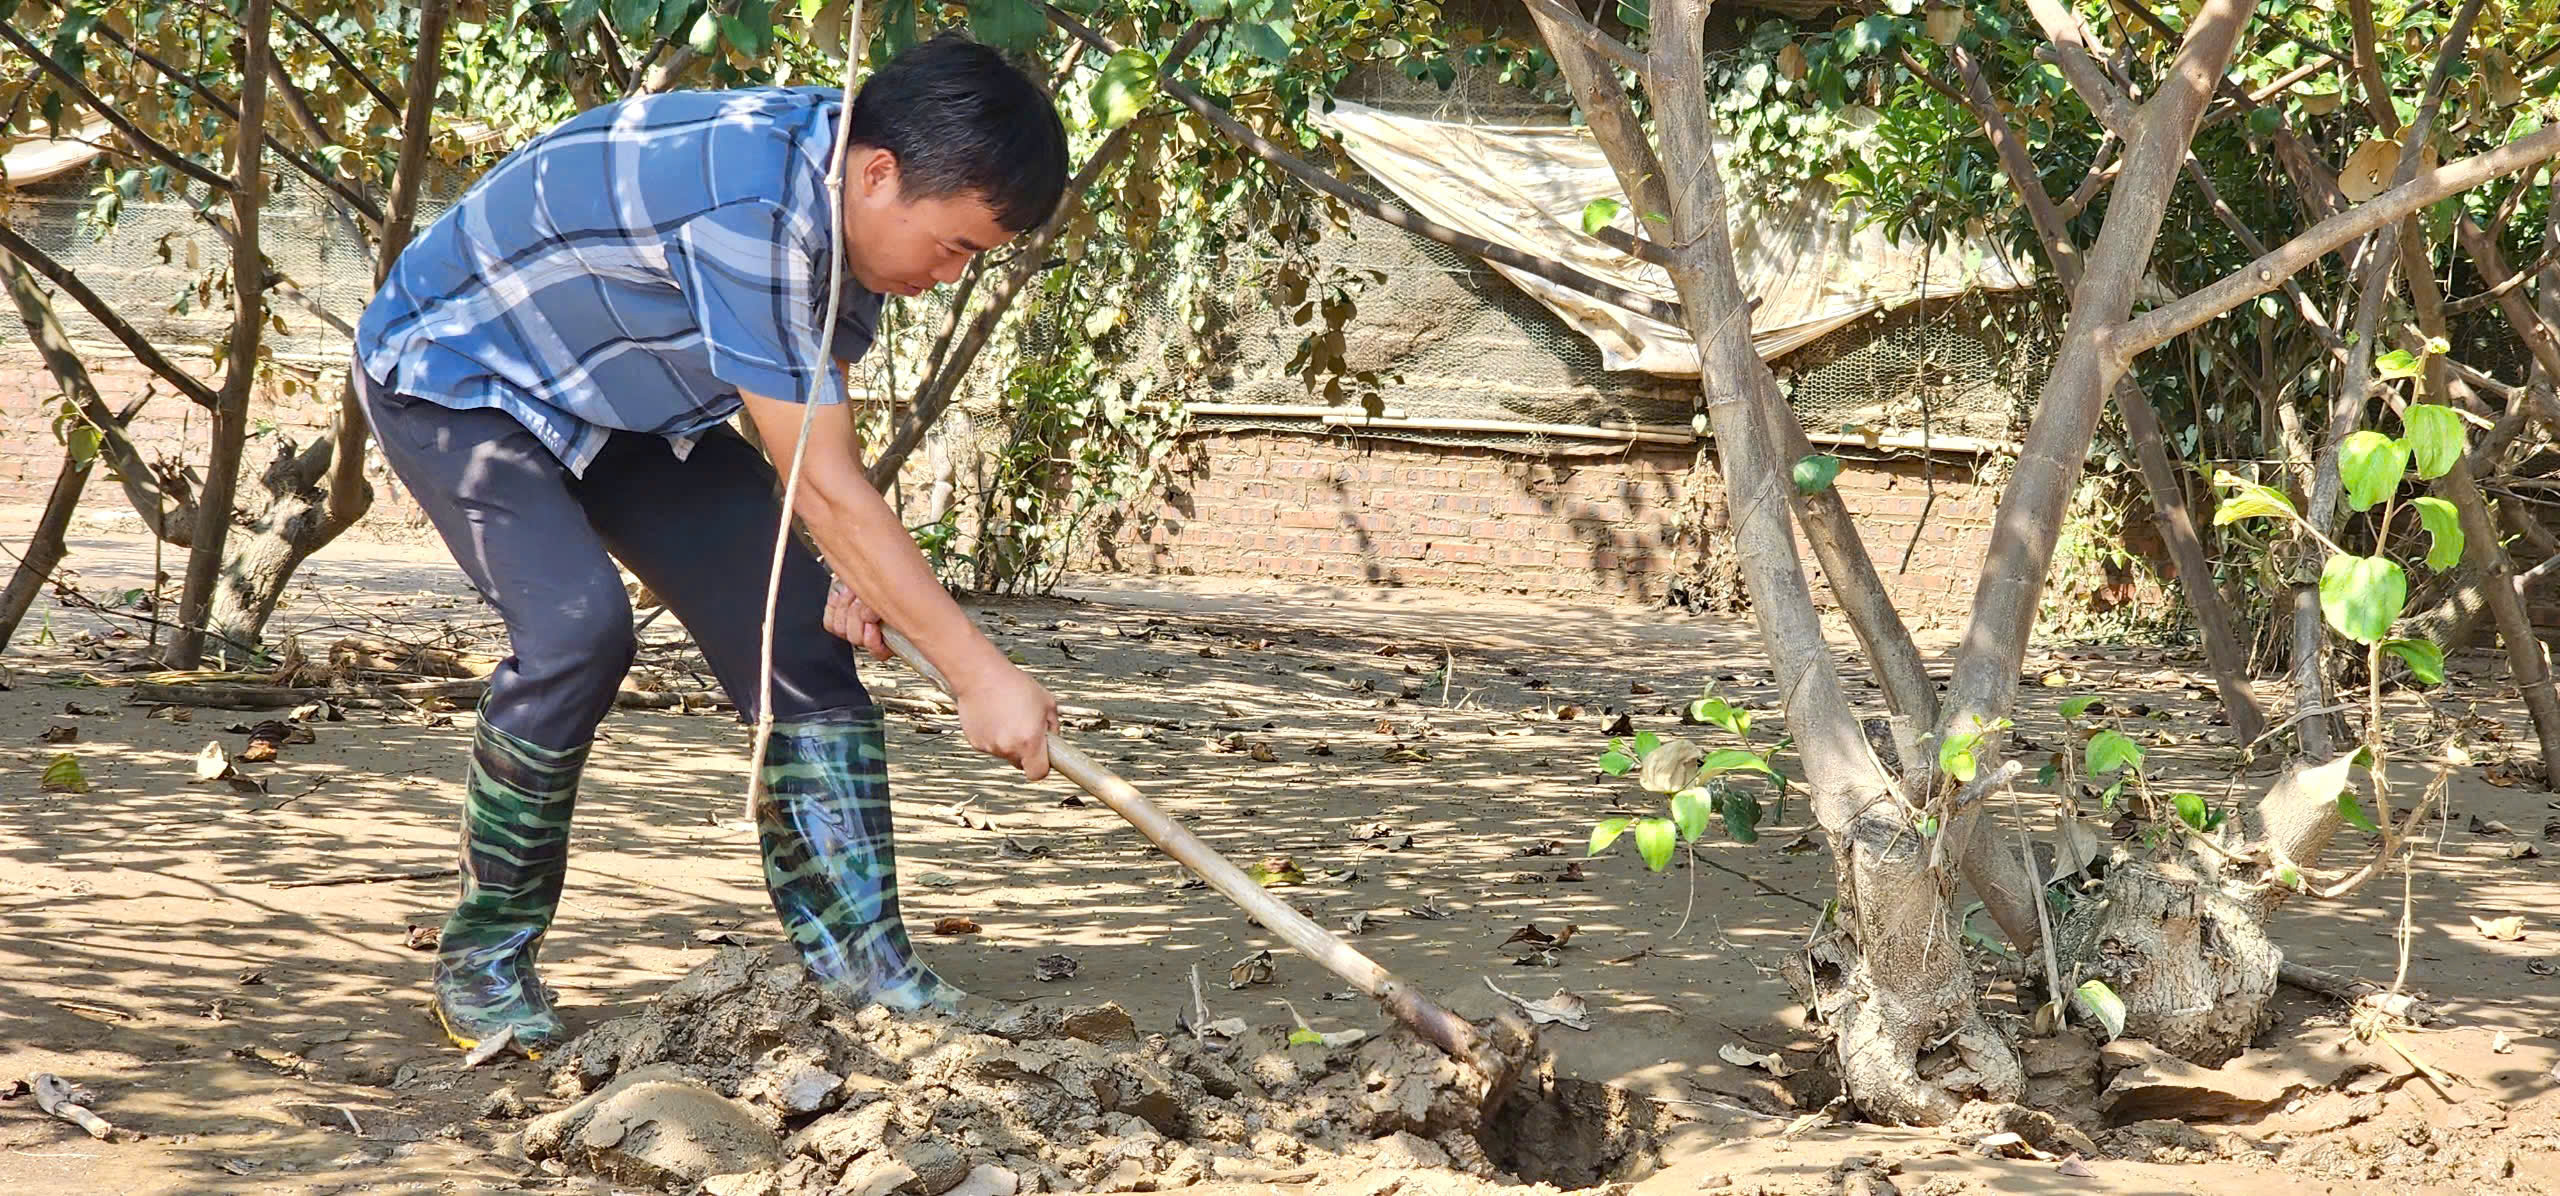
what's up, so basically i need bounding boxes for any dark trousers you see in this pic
[358,370,868,751]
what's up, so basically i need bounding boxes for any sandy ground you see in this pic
[7,510,2560,1194]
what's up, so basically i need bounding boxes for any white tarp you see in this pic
[1313,100,2036,376]
[1,124,110,190]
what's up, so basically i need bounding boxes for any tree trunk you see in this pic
[0,440,94,652]
[168,0,272,667]
[1647,0,2018,1125]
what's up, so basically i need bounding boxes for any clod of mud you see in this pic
[523,948,1602,1194]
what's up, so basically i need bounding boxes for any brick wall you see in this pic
[1090,427,2001,621]
[2,347,1999,616]
[0,346,436,539]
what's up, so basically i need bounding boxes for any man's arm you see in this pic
[741,389,1056,780]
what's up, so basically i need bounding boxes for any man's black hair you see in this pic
[847,33,1070,233]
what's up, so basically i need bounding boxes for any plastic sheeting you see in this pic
[1,125,109,190]
[1313,100,2036,377]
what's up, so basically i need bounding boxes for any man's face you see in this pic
[839,147,1018,298]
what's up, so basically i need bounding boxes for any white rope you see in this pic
[747,0,869,819]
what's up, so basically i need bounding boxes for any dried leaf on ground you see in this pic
[1248,742,1277,762]
[1405,900,1449,920]
[192,741,236,784]
[1343,911,1378,935]
[1350,821,1393,841]
[37,722,76,744]
[1718,1042,1795,1077]
[1228,950,1275,990]
[932,917,982,936]
[696,928,750,946]
[1500,923,1577,950]
[1482,979,1591,1030]
[1517,839,1566,857]
[2057,1155,2097,1178]
[404,924,441,951]
[2473,915,2527,941]
[1034,953,1078,982]
[1246,857,1306,886]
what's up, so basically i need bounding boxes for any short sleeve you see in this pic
[671,199,845,406]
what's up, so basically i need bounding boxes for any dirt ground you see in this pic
[8,509,2560,1195]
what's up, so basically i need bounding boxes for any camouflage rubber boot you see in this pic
[755,706,961,1013]
[430,715,585,1057]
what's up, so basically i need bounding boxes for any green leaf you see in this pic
[1287,1027,1323,1045]
[2373,348,2424,380]
[1186,0,1228,14]
[2085,729,2144,775]
[2074,979,2128,1039]
[2211,471,2300,526]
[40,752,87,794]
[1697,748,1779,780]
[966,0,1047,50]
[1633,730,1662,757]
[1633,817,1677,872]
[2319,554,2407,644]
[2401,404,2466,479]
[1090,48,1158,131]
[64,421,99,467]
[1670,787,1713,842]
[2383,637,2446,684]
[1937,731,1978,783]
[883,0,920,53]
[2172,792,2210,831]
[1719,789,1763,843]
[2411,497,2464,571]
[1841,11,1897,55]
[1232,19,1295,63]
[1792,454,1842,496]
[1589,816,1632,856]
[1580,197,1622,236]
[2339,430,2410,512]
[2338,790,2380,834]
[1693,697,1749,739]
[1597,748,1634,776]
[686,9,720,54]
[2059,695,2098,719]
[2274,861,2303,888]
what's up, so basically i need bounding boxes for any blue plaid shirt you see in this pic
[355,87,880,476]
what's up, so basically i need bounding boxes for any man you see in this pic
[351,34,1067,1056]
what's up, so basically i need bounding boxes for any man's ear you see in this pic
[853,146,901,201]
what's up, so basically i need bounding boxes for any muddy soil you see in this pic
[7,515,2560,1195]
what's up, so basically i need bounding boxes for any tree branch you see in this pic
[1519,0,1647,75]
[2022,0,2135,132]
[1940,0,2252,733]
[1,249,198,542]
[88,20,386,227]
[868,19,1219,485]
[2116,124,2560,357]
[1043,5,1686,328]
[273,0,400,118]
[0,22,235,195]
[0,221,224,409]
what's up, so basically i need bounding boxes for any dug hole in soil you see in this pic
[491,946,1654,1196]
